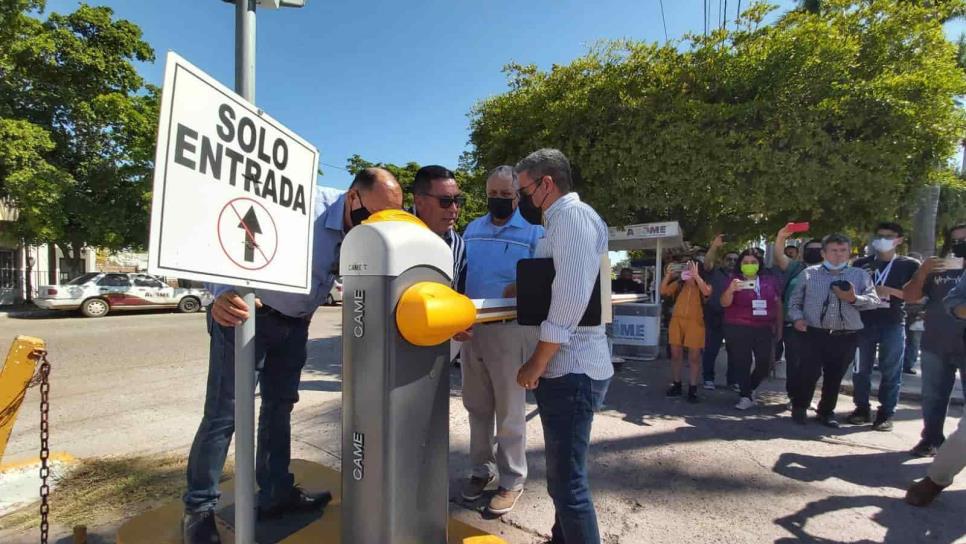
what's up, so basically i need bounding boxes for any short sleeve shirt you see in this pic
[853,255,920,326]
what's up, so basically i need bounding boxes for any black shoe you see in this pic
[846,408,872,425]
[791,407,807,425]
[687,386,699,403]
[182,510,221,544]
[257,486,333,520]
[815,413,840,429]
[910,439,939,458]
[903,368,917,375]
[872,412,894,432]
[665,382,683,397]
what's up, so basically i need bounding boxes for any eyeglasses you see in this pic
[517,176,544,198]
[419,193,465,209]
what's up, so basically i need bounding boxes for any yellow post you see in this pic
[0,336,46,463]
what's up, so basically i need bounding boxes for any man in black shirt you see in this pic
[847,222,920,431]
[612,267,643,294]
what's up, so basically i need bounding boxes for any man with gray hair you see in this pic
[514,148,612,543]
[459,165,544,515]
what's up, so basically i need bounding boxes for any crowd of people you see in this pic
[180,141,965,543]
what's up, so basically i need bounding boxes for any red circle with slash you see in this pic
[217,197,279,271]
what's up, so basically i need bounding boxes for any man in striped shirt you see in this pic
[514,148,612,544]
[412,165,467,293]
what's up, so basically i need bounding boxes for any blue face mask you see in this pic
[824,260,848,271]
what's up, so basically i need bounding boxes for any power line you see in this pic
[320,161,348,172]
[704,0,708,35]
[658,0,669,42]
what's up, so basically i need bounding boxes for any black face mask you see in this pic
[518,193,542,225]
[953,240,966,259]
[349,193,371,227]
[487,197,514,220]
[803,247,823,265]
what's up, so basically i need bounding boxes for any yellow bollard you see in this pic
[0,336,46,464]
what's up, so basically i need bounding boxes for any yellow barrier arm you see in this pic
[0,336,46,463]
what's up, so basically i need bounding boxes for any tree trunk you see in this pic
[910,184,941,258]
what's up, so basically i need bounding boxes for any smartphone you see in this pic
[669,263,687,273]
[787,222,810,234]
[738,280,756,290]
[681,270,693,281]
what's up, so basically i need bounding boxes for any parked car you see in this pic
[326,277,343,306]
[33,272,212,318]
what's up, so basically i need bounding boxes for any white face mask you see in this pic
[872,238,895,253]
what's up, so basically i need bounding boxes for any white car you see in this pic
[33,273,212,318]
[326,277,343,306]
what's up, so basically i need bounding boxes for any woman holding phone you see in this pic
[720,249,784,410]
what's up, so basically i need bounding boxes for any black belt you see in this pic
[807,326,857,336]
[257,305,310,322]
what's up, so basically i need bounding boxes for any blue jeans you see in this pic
[534,373,609,544]
[920,350,966,447]
[702,321,730,383]
[903,328,922,372]
[183,308,310,513]
[853,322,905,417]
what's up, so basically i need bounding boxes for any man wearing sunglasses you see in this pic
[513,148,611,544]
[412,165,467,293]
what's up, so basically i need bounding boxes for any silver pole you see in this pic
[234,1,257,542]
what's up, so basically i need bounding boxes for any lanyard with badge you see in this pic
[873,257,895,309]
[750,277,768,317]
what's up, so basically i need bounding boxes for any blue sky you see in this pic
[44,0,966,190]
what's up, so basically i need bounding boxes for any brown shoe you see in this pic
[905,477,947,507]
[460,474,495,501]
[486,487,524,515]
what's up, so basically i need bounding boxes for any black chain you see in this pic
[35,349,51,544]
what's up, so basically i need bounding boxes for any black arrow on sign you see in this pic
[238,206,263,263]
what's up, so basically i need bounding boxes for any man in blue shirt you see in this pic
[182,168,403,544]
[459,166,543,515]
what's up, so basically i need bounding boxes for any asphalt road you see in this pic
[2,307,965,543]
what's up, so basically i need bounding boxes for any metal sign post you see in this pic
[234,1,257,543]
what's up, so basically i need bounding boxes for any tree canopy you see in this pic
[0,1,157,273]
[469,0,966,243]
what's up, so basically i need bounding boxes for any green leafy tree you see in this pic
[0,1,158,277]
[344,153,487,232]
[469,1,966,243]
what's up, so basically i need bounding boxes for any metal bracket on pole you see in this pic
[233,1,257,542]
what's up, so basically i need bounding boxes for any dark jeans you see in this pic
[854,322,905,417]
[903,328,923,372]
[723,325,775,398]
[183,308,310,513]
[783,325,805,398]
[702,319,734,384]
[920,350,966,447]
[534,373,610,544]
[793,328,859,416]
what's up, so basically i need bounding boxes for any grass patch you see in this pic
[0,454,233,532]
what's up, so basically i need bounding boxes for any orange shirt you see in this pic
[661,279,705,322]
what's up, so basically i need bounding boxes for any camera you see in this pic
[830,280,852,291]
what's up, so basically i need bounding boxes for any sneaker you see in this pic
[730,383,741,393]
[687,386,700,403]
[486,487,524,515]
[910,439,939,458]
[703,381,716,391]
[846,408,872,425]
[735,397,755,410]
[791,407,807,425]
[905,477,947,507]
[903,368,918,375]
[460,474,496,501]
[665,382,683,397]
[182,510,221,544]
[815,413,840,429]
[872,412,894,432]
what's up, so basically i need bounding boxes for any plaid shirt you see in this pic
[787,264,880,331]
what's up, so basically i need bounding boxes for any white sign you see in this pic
[608,221,681,242]
[148,52,318,294]
[610,314,659,346]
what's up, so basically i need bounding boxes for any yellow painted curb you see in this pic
[0,452,76,473]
